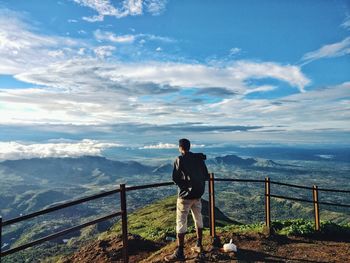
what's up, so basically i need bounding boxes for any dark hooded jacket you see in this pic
[172,151,209,199]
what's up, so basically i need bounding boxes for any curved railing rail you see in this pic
[1,175,349,263]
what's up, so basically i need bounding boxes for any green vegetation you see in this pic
[104,195,235,242]
[106,195,177,241]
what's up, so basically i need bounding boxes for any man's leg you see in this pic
[177,232,185,249]
[164,198,190,261]
[190,199,204,252]
[196,227,203,247]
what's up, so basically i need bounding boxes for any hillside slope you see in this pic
[60,196,350,263]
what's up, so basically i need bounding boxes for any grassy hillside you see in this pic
[103,195,237,242]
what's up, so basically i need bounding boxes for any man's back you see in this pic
[173,151,209,199]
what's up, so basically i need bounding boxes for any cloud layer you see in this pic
[0,6,349,153]
[0,139,121,160]
[139,142,205,149]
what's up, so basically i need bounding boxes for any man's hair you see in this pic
[179,138,191,151]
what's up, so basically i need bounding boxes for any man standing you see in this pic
[165,138,209,262]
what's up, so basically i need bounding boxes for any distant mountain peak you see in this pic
[152,163,173,174]
[212,154,257,166]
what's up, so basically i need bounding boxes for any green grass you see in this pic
[104,195,235,242]
[217,219,350,238]
[272,219,350,237]
[105,195,178,241]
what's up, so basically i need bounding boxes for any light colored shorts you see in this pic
[176,198,203,234]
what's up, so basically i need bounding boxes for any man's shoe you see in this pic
[164,248,185,262]
[191,245,203,253]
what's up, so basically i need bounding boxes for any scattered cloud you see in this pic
[77,30,87,35]
[301,37,350,65]
[93,45,116,58]
[94,29,135,43]
[213,82,350,131]
[139,141,204,149]
[229,47,241,56]
[195,87,236,97]
[93,29,174,44]
[341,16,350,30]
[73,0,168,22]
[0,12,83,74]
[232,61,310,92]
[139,142,177,149]
[244,85,277,95]
[145,0,168,15]
[0,139,121,160]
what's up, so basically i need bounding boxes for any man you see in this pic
[165,138,209,262]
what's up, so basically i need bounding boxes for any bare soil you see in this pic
[62,233,350,263]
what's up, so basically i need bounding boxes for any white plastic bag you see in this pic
[223,239,237,252]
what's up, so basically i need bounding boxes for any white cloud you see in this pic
[139,142,205,149]
[341,16,350,30]
[93,29,174,44]
[140,143,177,149]
[0,87,139,125]
[125,0,143,15]
[0,12,83,74]
[93,45,116,58]
[14,58,310,94]
[301,37,350,64]
[139,33,174,43]
[78,30,87,35]
[73,0,167,22]
[232,61,310,92]
[145,0,168,15]
[82,14,104,22]
[229,47,241,56]
[94,29,135,43]
[244,85,277,95]
[212,82,350,131]
[156,47,162,52]
[0,139,121,160]
[1,82,349,142]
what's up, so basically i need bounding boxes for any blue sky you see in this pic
[0,0,349,159]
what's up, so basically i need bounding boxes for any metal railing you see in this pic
[1,174,349,262]
[209,174,350,236]
[0,181,173,263]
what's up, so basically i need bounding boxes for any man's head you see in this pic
[179,138,190,154]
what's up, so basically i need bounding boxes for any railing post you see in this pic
[313,185,320,231]
[1,216,2,263]
[208,173,222,247]
[120,184,128,263]
[208,173,216,238]
[265,177,271,234]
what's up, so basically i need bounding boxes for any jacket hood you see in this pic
[181,152,206,160]
[193,152,206,160]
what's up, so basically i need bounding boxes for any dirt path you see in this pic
[144,233,350,263]
[62,233,350,263]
